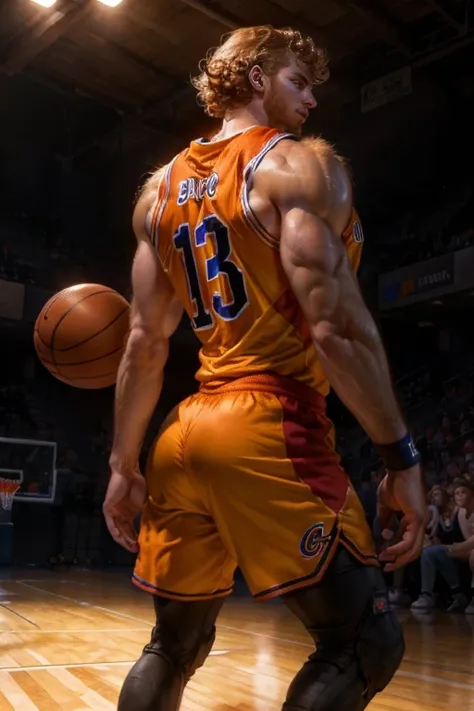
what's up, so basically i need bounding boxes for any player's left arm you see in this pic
[109,178,183,478]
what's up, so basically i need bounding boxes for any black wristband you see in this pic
[374,433,421,472]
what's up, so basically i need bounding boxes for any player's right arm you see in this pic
[256,140,426,570]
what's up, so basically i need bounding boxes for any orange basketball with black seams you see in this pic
[34,284,130,389]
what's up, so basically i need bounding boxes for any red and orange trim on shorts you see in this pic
[132,573,235,602]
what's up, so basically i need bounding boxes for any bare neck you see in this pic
[212,102,268,142]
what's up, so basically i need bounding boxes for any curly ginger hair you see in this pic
[192,25,329,118]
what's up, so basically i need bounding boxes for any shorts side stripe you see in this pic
[278,394,348,514]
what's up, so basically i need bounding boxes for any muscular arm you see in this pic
[109,175,183,476]
[260,141,405,445]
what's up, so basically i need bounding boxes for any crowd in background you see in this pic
[357,368,474,614]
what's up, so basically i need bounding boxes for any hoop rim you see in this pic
[0,477,21,511]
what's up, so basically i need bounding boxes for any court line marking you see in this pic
[403,655,474,678]
[17,582,152,624]
[0,651,230,674]
[0,627,150,635]
[15,582,474,692]
[219,623,314,648]
[0,603,39,628]
[1,579,91,586]
[1,660,133,673]
[0,658,472,692]
[396,670,474,691]
[17,582,315,648]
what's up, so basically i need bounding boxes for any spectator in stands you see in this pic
[446,477,474,614]
[411,485,468,612]
[426,486,456,544]
[389,485,455,608]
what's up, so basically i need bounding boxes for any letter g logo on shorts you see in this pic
[299,522,331,559]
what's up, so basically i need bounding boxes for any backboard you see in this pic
[0,437,57,503]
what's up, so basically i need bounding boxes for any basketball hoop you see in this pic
[0,477,21,511]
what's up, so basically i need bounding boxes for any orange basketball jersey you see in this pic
[149,126,364,395]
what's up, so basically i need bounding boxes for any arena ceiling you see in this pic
[1,0,473,160]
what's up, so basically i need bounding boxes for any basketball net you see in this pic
[0,477,20,511]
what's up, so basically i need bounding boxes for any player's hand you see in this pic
[103,469,146,553]
[377,465,427,572]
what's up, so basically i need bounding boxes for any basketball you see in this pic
[33,284,130,389]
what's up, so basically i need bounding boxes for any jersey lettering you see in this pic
[177,172,219,206]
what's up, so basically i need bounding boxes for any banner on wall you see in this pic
[361,66,412,113]
[378,247,474,311]
[0,279,24,321]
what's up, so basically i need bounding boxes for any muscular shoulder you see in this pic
[133,166,167,242]
[254,137,352,235]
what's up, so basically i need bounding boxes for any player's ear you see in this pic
[248,65,266,93]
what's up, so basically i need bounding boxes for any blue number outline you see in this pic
[173,215,249,330]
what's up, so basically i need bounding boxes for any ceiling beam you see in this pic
[1,0,94,76]
[179,0,238,30]
[24,67,132,115]
[412,31,474,68]
[91,35,179,87]
[180,0,349,62]
[334,0,412,57]
[427,0,467,34]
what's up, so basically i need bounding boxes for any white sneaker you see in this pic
[411,593,435,610]
[465,597,474,615]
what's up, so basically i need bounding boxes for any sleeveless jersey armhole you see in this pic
[145,157,177,253]
[240,132,297,251]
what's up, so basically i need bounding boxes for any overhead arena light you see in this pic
[97,0,124,5]
[30,0,57,7]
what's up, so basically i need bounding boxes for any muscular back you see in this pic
[145,127,363,393]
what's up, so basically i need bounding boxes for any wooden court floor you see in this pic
[0,569,473,710]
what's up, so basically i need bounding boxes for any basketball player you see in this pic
[103,25,426,711]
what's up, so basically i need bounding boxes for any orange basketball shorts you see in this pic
[133,373,378,602]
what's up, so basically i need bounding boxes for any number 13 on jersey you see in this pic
[173,214,249,330]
